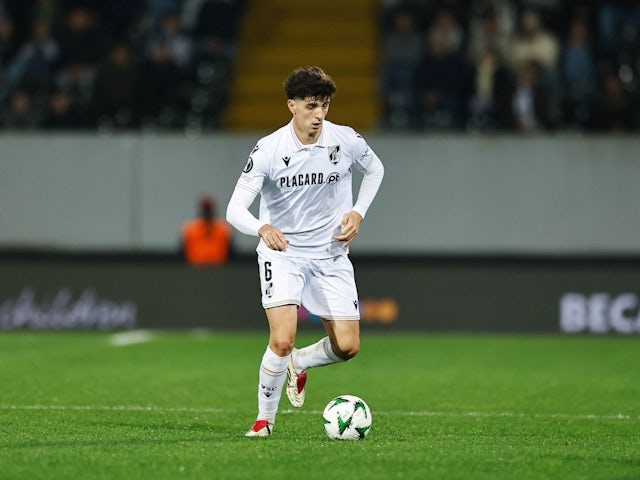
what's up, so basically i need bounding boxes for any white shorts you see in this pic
[256,246,360,321]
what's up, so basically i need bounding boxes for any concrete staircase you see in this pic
[224,0,380,133]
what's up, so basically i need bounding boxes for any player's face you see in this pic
[288,96,330,144]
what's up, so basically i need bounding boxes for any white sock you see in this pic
[256,346,289,423]
[292,336,343,373]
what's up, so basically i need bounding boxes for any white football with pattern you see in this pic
[322,394,372,440]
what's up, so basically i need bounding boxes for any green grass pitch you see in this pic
[1,331,638,479]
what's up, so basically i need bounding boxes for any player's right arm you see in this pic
[226,188,288,251]
[225,185,263,236]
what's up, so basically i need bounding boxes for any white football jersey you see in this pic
[235,120,378,258]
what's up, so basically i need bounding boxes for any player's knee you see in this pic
[336,347,359,361]
[270,338,295,357]
[334,339,360,361]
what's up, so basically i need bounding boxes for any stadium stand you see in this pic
[0,0,246,131]
[0,0,638,133]
[379,0,640,132]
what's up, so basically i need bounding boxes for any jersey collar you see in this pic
[288,119,327,152]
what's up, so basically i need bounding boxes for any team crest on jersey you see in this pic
[328,145,341,164]
[282,156,291,167]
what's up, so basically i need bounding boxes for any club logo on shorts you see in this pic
[328,145,341,164]
[265,282,273,298]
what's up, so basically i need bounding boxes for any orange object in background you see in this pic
[181,195,232,266]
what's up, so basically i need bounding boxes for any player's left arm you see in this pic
[334,140,384,247]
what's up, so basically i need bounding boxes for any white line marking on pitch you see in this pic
[0,405,228,413]
[109,330,153,347]
[0,405,636,421]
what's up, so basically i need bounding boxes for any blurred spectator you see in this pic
[186,1,244,130]
[510,60,553,132]
[181,195,232,266]
[138,39,183,127]
[3,0,32,46]
[55,60,95,114]
[589,73,637,132]
[192,0,245,61]
[54,6,108,124]
[414,30,465,129]
[42,88,83,129]
[5,19,58,93]
[144,12,192,70]
[0,15,17,95]
[92,42,139,128]
[380,8,423,129]
[560,18,595,128]
[427,8,464,55]
[1,88,41,128]
[518,0,565,37]
[0,11,15,57]
[466,1,517,132]
[470,0,515,38]
[597,1,640,53]
[510,9,561,126]
[596,2,640,101]
[56,7,108,71]
[511,10,559,72]
[467,46,513,130]
[467,9,512,66]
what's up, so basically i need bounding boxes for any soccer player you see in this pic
[226,66,384,437]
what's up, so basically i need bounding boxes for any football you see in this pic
[322,394,372,440]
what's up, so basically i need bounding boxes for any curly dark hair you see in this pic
[284,66,337,100]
